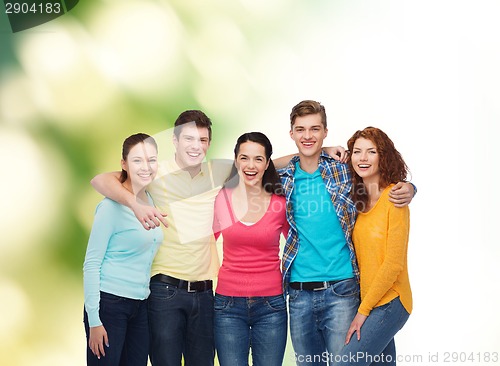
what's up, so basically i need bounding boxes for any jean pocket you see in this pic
[376,297,405,316]
[99,292,128,316]
[149,283,177,301]
[214,295,231,311]
[287,288,300,302]
[330,278,360,297]
[100,291,125,304]
[377,301,393,312]
[265,295,287,311]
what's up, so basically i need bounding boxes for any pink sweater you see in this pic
[213,189,289,297]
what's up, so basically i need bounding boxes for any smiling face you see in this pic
[121,142,158,190]
[351,137,380,184]
[235,141,270,188]
[290,113,328,160]
[173,124,210,171]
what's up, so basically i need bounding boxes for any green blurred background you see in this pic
[1,1,499,365]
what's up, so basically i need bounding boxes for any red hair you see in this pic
[347,127,409,211]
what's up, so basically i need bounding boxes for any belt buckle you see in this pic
[187,281,196,293]
[313,281,328,291]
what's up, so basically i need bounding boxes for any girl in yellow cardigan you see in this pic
[337,127,412,366]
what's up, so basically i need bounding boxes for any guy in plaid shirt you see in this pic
[277,100,414,365]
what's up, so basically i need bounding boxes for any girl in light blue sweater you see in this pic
[83,133,163,366]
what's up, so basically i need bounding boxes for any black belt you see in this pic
[151,274,212,293]
[289,280,342,291]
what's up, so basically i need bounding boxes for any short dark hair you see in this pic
[173,110,213,141]
[119,133,157,183]
[224,132,283,195]
[290,100,327,129]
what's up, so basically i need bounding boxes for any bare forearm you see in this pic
[388,182,415,207]
[90,171,135,208]
[91,171,168,229]
[272,154,296,169]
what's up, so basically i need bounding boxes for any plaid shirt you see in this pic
[278,151,360,292]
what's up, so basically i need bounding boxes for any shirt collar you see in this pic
[282,151,333,177]
[165,158,207,177]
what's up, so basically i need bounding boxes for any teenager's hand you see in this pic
[131,202,168,230]
[344,312,368,344]
[388,182,414,208]
[89,325,109,359]
[324,146,349,163]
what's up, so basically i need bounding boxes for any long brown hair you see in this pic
[347,127,409,211]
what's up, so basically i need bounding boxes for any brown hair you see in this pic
[347,127,409,211]
[290,100,327,129]
[173,110,213,141]
[120,133,158,183]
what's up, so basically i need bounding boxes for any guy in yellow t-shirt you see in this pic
[91,110,231,366]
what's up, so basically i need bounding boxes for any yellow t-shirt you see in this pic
[353,184,412,316]
[147,158,232,281]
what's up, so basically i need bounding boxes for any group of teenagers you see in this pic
[83,100,415,366]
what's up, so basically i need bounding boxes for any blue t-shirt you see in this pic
[83,196,163,327]
[290,162,353,282]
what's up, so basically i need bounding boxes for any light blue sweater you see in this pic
[83,196,163,327]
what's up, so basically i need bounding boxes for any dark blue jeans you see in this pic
[214,294,287,366]
[147,280,215,366]
[83,292,149,366]
[336,297,410,366]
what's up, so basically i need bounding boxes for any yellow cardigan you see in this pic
[353,184,412,316]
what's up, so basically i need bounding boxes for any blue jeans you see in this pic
[288,278,360,366]
[83,292,149,366]
[336,297,410,366]
[147,280,215,366]
[214,294,287,366]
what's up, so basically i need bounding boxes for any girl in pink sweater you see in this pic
[213,132,289,366]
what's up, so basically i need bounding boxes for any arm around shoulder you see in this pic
[90,171,136,206]
[388,181,416,208]
[272,154,296,170]
[90,171,167,230]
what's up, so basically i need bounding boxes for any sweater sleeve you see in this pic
[358,203,410,316]
[83,200,116,327]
